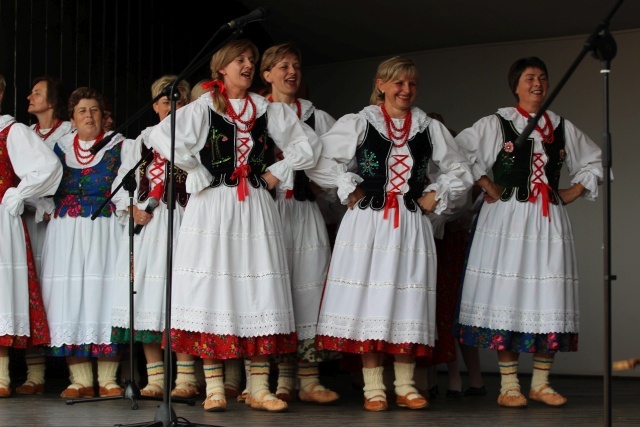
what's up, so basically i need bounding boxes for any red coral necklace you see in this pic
[73,131,105,165]
[515,105,554,144]
[268,96,301,118]
[381,104,411,148]
[224,94,256,133]
[34,119,63,140]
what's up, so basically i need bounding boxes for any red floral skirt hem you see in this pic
[0,335,29,348]
[1,221,51,349]
[167,329,298,359]
[315,335,434,357]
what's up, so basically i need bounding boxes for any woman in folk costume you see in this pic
[455,57,604,408]
[0,74,63,397]
[258,42,339,405]
[110,75,191,398]
[308,56,473,411]
[148,39,321,413]
[40,87,129,399]
[16,75,73,396]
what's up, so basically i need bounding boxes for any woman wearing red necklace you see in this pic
[308,56,474,412]
[149,39,320,413]
[259,42,339,405]
[39,87,129,399]
[455,57,604,408]
[15,76,74,396]
[23,76,73,274]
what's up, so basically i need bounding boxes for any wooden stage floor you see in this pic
[0,364,638,427]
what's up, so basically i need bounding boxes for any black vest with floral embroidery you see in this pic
[492,114,566,204]
[355,122,432,211]
[137,143,189,208]
[199,109,275,190]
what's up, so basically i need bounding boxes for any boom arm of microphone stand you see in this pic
[90,24,244,156]
[89,19,258,220]
[514,0,623,146]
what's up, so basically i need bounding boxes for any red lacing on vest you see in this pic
[384,154,410,228]
[233,136,252,201]
[529,152,552,220]
[148,151,166,193]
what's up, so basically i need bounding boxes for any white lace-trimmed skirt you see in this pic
[0,207,31,337]
[458,196,580,334]
[316,204,437,346]
[275,195,331,341]
[40,214,124,346]
[170,185,296,338]
[111,202,185,332]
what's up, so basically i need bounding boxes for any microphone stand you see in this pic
[512,1,622,426]
[115,12,265,427]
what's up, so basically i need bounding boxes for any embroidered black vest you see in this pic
[289,112,317,202]
[138,143,189,208]
[492,114,566,204]
[355,122,432,211]
[199,110,275,191]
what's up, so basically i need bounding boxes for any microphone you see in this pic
[133,197,159,235]
[133,183,164,235]
[225,7,270,29]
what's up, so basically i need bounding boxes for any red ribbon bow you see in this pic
[528,182,552,220]
[148,182,165,201]
[383,191,401,229]
[202,79,225,95]
[230,164,252,201]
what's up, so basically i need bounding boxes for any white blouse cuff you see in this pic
[337,172,364,204]
[2,187,24,216]
[186,164,214,194]
[35,198,56,223]
[572,170,602,201]
[266,159,294,190]
[424,183,447,215]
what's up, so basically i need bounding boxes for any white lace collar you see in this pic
[55,130,126,155]
[298,98,315,122]
[497,107,561,128]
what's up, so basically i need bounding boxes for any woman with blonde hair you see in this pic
[149,39,320,413]
[308,56,473,412]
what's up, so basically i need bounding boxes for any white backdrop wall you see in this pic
[304,29,640,377]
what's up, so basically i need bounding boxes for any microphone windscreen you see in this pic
[147,197,160,210]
